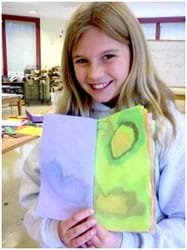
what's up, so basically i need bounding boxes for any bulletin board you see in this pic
[148,41,185,87]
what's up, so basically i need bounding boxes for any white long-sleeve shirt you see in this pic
[19,102,185,248]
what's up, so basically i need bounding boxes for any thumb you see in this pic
[95,223,108,240]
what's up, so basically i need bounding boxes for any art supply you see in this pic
[4,126,16,135]
[16,126,42,136]
[25,110,44,123]
[36,105,155,232]
[2,118,27,127]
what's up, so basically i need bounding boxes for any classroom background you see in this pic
[1,1,185,248]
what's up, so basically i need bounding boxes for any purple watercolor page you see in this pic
[36,114,97,220]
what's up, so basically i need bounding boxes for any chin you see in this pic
[90,94,111,103]
[92,95,118,104]
[92,97,110,103]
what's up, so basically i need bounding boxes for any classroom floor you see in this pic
[2,139,40,248]
[2,104,51,248]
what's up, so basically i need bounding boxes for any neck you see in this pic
[102,96,118,109]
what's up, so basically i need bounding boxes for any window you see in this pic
[2,15,41,77]
[139,17,185,40]
[141,23,156,40]
[160,22,185,40]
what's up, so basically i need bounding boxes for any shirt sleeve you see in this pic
[121,107,185,248]
[19,143,65,248]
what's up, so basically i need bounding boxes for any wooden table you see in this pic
[2,134,39,154]
[2,93,22,115]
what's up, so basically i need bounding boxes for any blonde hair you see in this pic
[56,2,176,139]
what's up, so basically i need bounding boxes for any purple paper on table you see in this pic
[36,114,97,220]
[26,109,44,123]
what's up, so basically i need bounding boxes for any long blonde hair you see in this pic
[56,2,176,138]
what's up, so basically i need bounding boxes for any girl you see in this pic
[19,2,185,248]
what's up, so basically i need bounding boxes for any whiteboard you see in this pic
[148,41,185,87]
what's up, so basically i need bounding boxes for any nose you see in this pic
[87,63,104,82]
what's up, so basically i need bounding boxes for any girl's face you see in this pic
[72,27,131,104]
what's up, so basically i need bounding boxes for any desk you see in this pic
[2,134,39,154]
[2,93,22,115]
[171,87,185,113]
[2,80,25,99]
[171,87,185,100]
[2,85,22,93]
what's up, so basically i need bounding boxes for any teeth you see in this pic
[92,82,109,89]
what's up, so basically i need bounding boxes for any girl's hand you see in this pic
[86,223,123,248]
[57,208,97,248]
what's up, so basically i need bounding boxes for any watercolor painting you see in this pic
[36,106,155,232]
[36,114,97,220]
[94,105,154,232]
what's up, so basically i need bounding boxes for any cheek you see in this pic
[74,66,86,83]
[109,63,130,82]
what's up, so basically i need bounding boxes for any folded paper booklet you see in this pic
[25,109,44,123]
[36,105,155,232]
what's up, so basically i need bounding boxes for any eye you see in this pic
[103,54,116,61]
[74,58,88,64]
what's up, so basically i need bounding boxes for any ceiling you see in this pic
[2,1,185,21]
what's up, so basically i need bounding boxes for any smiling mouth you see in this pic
[91,80,112,90]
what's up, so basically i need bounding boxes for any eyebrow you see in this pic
[72,49,119,60]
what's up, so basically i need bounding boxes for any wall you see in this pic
[39,18,185,89]
[148,41,185,87]
[40,17,66,69]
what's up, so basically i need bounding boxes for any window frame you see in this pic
[2,14,41,77]
[138,16,185,40]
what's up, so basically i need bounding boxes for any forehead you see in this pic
[72,27,125,56]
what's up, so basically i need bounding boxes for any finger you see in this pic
[66,208,94,230]
[94,223,108,240]
[85,239,96,248]
[70,228,96,248]
[88,235,101,247]
[67,217,96,240]
[87,239,93,245]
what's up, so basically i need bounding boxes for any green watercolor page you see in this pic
[94,105,153,232]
